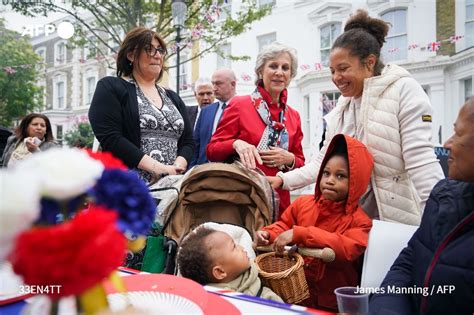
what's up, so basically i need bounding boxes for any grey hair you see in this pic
[254,42,298,85]
[194,77,213,92]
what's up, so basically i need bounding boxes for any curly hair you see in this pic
[177,226,217,285]
[332,9,390,75]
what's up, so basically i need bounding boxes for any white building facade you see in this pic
[180,0,473,168]
[30,0,473,165]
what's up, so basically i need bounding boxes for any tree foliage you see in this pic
[0,19,43,127]
[10,0,272,68]
[64,122,94,148]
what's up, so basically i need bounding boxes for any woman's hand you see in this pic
[267,176,283,189]
[273,229,294,254]
[259,146,295,169]
[162,164,185,175]
[24,137,40,153]
[233,139,262,169]
[173,156,187,174]
[255,230,270,246]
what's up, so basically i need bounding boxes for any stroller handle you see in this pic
[257,245,336,263]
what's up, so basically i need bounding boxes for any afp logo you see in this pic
[21,21,75,39]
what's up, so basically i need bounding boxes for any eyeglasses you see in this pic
[145,45,167,57]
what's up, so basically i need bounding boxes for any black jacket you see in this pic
[370,179,474,315]
[88,76,194,168]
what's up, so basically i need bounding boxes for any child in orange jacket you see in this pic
[256,134,373,310]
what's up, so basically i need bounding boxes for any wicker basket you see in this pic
[255,252,310,304]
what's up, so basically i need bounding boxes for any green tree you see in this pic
[10,0,272,68]
[0,19,43,127]
[64,122,95,148]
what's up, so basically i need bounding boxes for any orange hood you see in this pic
[314,134,374,215]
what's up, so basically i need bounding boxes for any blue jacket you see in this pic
[190,102,219,167]
[370,179,474,315]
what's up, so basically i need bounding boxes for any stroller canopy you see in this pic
[163,162,275,243]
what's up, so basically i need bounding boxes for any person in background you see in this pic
[187,77,215,129]
[268,10,443,226]
[1,113,57,167]
[369,97,474,315]
[177,225,283,302]
[190,68,237,167]
[206,43,305,218]
[256,134,373,310]
[88,27,194,184]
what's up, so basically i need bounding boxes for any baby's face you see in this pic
[208,231,250,280]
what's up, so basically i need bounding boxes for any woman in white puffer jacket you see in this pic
[269,10,443,226]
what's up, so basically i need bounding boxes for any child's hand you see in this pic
[273,229,294,254]
[255,230,270,246]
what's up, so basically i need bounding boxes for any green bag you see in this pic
[142,235,167,273]
[141,224,178,274]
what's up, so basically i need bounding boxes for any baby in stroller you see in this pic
[177,223,282,302]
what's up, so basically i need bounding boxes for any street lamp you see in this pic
[171,0,187,96]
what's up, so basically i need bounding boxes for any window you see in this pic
[465,77,473,101]
[321,91,340,119]
[219,0,232,20]
[320,23,341,67]
[258,0,275,7]
[55,42,67,65]
[217,43,232,69]
[177,54,189,92]
[302,95,311,147]
[35,48,46,70]
[467,0,474,47]
[84,36,97,59]
[56,125,63,145]
[108,30,124,54]
[56,81,65,109]
[257,32,276,52]
[85,77,96,105]
[381,9,407,61]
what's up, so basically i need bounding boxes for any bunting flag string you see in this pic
[297,33,465,73]
[240,73,252,81]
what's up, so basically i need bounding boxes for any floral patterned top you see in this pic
[129,78,184,183]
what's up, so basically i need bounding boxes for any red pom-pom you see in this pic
[10,209,126,298]
[85,150,127,170]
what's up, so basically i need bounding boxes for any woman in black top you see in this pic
[89,27,194,183]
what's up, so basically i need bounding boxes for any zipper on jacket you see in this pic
[419,212,474,314]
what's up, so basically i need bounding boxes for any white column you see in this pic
[71,48,81,109]
[429,82,445,146]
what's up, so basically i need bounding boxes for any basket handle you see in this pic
[257,245,336,263]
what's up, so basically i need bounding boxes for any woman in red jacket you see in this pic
[206,42,305,218]
[256,134,374,310]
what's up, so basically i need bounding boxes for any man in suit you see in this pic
[187,78,215,129]
[190,68,237,167]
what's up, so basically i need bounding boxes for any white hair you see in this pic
[193,77,213,92]
[254,42,298,85]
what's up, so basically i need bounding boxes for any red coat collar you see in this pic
[257,83,288,109]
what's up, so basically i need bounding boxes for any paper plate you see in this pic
[104,274,209,311]
[108,291,203,314]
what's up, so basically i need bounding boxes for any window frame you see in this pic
[216,43,232,69]
[53,74,67,109]
[319,23,342,67]
[257,32,277,52]
[54,41,67,66]
[381,9,408,62]
[466,0,474,47]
